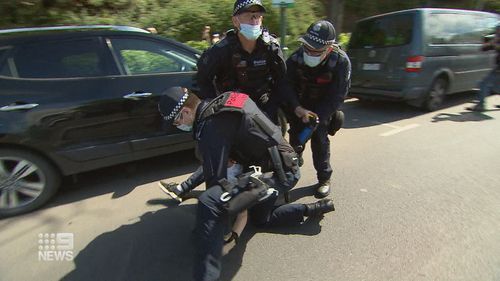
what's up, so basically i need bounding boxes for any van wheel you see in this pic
[0,149,61,217]
[422,78,447,112]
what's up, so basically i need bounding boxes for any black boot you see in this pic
[315,180,331,198]
[304,199,335,217]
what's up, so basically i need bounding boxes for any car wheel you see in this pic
[422,78,447,112]
[0,149,61,217]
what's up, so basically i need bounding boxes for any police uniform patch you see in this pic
[262,30,271,44]
[225,92,249,108]
[253,59,267,66]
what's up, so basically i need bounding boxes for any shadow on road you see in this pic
[342,91,476,129]
[431,110,498,123]
[61,198,324,281]
[46,149,199,209]
[287,184,317,202]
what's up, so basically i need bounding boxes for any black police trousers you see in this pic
[289,113,333,183]
[193,185,306,281]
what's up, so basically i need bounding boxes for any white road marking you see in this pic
[372,121,400,129]
[379,123,420,137]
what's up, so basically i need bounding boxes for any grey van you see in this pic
[347,8,499,111]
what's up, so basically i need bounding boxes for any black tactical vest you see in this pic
[218,30,279,104]
[291,50,340,100]
[197,92,299,176]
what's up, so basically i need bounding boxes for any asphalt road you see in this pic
[1,93,499,281]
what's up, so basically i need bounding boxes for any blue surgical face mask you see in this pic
[303,52,323,68]
[176,124,192,132]
[239,23,262,41]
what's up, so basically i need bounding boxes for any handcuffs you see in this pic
[220,165,277,203]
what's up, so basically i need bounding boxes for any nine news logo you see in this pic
[38,233,74,261]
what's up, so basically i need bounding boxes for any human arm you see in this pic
[196,46,225,99]
[284,51,318,123]
[222,210,247,255]
[314,51,351,124]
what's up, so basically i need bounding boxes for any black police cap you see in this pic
[299,20,336,50]
[233,0,266,16]
[158,87,189,123]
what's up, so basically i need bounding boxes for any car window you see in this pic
[426,13,494,45]
[12,38,107,78]
[0,48,11,76]
[349,14,413,49]
[110,38,197,75]
[476,16,499,38]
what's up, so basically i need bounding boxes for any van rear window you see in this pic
[426,13,498,45]
[349,14,413,49]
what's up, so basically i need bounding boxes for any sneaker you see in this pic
[158,181,185,202]
[304,199,335,217]
[315,180,331,198]
[466,104,485,112]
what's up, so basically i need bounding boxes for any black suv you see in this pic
[0,25,199,217]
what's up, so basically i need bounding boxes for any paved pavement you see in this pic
[1,94,499,281]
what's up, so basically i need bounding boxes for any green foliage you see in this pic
[121,50,180,74]
[0,0,496,44]
[337,32,351,50]
[184,40,211,52]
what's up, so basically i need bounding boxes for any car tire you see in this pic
[0,149,61,217]
[422,78,448,112]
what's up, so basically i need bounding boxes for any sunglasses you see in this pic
[303,44,328,57]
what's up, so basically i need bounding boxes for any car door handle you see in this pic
[123,92,153,100]
[0,103,39,112]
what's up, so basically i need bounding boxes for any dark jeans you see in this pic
[289,115,333,183]
[193,185,306,281]
[477,68,500,106]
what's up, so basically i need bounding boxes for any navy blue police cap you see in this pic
[233,0,266,16]
[299,20,336,50]
[158,87,189,123]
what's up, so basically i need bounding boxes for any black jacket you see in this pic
[286,47,351,125]
[196,29,297,113]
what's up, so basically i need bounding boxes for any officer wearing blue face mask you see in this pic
[196,0,311,125]
[159,0,316,201]
[287,20,351,199]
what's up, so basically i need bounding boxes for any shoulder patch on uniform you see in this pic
[261,30,279,46]
[225,92,249,108]
[328,52,339,68]
[261,30,271,44]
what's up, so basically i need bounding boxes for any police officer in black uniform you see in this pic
[158,0,314,200]
[196,0,310,124]
[158,87,335,281]
[287,20,351,198]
